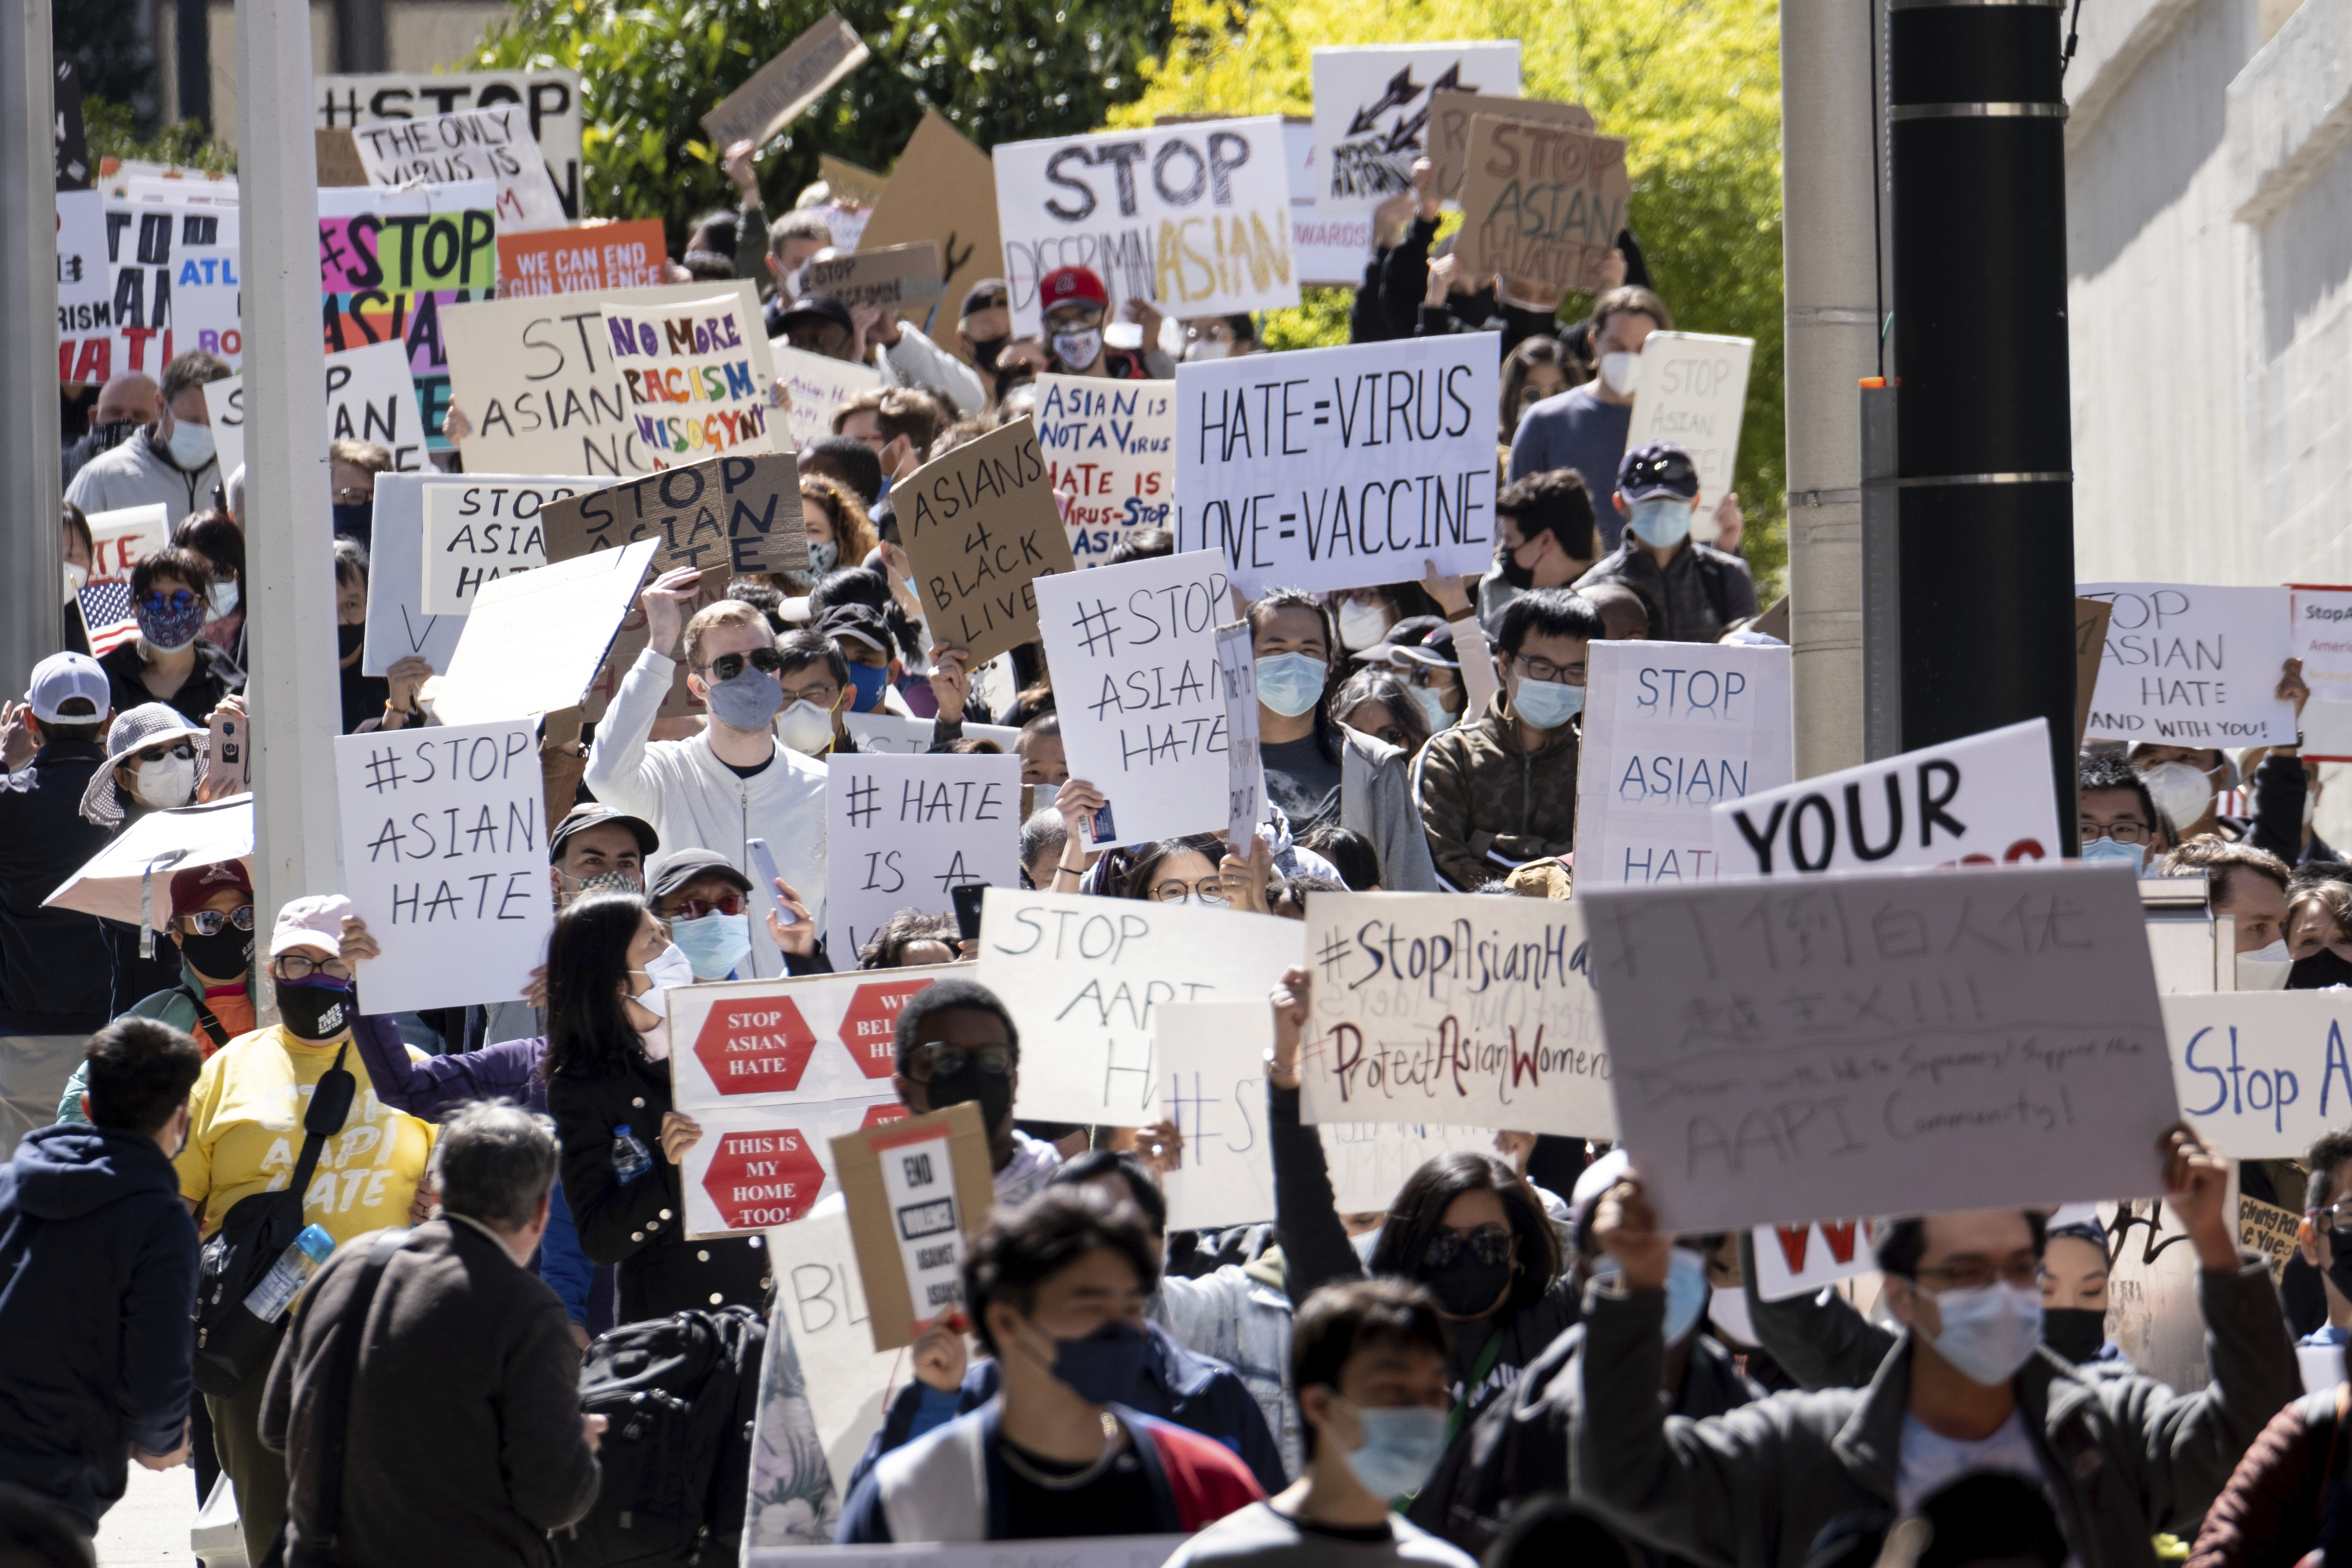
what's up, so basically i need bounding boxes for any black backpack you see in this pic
[564,1306,766,1567]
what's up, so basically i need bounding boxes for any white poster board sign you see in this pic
[421,537,657,725]
[678,1098,902,1238]
[2079,582,2297,746]
[667,966,960,1111]
[1034,375,1175,565]
[977,889,1302,1124]
[1213,622,1264,850]
[1750,1219,1879,1303]
[334,719,552,1013]
[841,713,1022,755]
[603,292,778,461]
[992,117,1299,336]
[83,503,170,580]
[1627,332,1753,529]
[824,753,1020,968]
[352,105,569,233]
[1309,43,1522,213]
[1578,640,1793,886]
[1279,119,1373,287]
[318,69,584,222]
[56,189,108,321]
[1711,718,2062,879]
[2289,586,2352,761]
[758,1211,906,1514]
[57,182,244,385]
[770,344,883,454]
[1584,861,2181,1233]
[2163,990,2352,1158]
[205,337,427,484]
[1172,334,1498,598]
[1035,551,1232,850]
[418,478,577,615]
[43,796,252,931]
[364,472,593,675]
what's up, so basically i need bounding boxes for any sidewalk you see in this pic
[95,1463,199,1568]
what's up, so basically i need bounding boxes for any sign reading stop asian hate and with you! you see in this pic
[2078,582,2297,746]
[898,418,1078,666]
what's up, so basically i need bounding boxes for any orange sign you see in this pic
[496,219,669,298]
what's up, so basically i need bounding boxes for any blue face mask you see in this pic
[1044,1318,1151,1404]
[1512,675,1585,731]
[1256,652,1328,718]
[845,660,891,713]
[2080,836,2149,876]
[1592,1248,1713,1345]
[1332,1400,1449,1498]
[1411,685,1452,734]
[668,910,752,979]
[1626,494,1694,549]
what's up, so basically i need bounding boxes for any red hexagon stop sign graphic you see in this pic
[839,980,935,1080]
[701,1126,827,1229]
[694,996,818,1094]
[861,1101,909,1128]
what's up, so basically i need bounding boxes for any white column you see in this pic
[0,0,59,699]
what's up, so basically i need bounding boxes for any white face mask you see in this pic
[1336,600,1392,651]
[2140,760,2217,829]
[1052,329,1103,371]
[131,753,198,809]
[1918,1280,2044,1387]
[1183,337,1232,362]
[1599,351,1641,396]
[207,580,239,619]
[2238,939,2294,991]
[777,699,836,755]
[164,421,216,470]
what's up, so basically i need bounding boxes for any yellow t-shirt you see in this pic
[176,1024,437,1247]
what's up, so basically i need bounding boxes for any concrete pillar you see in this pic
[0,0,59,702]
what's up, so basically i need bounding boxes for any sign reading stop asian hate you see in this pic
[667,965,964,1111]
[898,418,1078,666]
[1458,113,1632,296]
[319,183,498,445]
[2078,582,2297,746]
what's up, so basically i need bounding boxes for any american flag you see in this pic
[78,579,138,657]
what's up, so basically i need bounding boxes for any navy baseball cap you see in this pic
[1617,442,1700,502]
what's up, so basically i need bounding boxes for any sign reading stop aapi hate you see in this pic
[898,418,1078,666]
[667,964,964,1111]
[2078,582,2297,746]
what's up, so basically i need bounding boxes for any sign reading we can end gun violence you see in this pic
[897,418,1078,665]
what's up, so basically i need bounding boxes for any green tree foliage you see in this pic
[81,95,237,175]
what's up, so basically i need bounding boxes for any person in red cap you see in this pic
[1037,264,1168,380]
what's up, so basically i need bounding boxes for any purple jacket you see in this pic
[351,1013,546,1117]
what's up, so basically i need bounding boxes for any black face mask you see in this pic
[2294,950,2352,989]
[924,1064,1013,1138]
[2040,1307,2107,1365]
[275,977,354,1041]
[2328,1227,2352,1303]
[967,335,1009,373]
[90,418,146,454]
[332,502,374,551]
[180,928,252,982]
[1423,1258,1514,1319]
[1498,541,1534,591]
[337,623,365,657]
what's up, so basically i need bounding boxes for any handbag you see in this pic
[190,1043,356,1398]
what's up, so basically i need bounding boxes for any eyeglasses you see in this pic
[670,892,745,920]
[2079,821,2152,846]
[905,1041,1014,1081]
[332,486,374,506]
[2312,1197,2352,1229]
[136,741,196,765]
[703,648,784,682]
[1620,451,1697,491]
[1512,654,1583,684]
[1908,1257,2044,1291]
[181,905,255,936]
[1151,877,1229,906]
[274,953,352,982]
[139,589,197,614]
[1422,1225,1513,1271]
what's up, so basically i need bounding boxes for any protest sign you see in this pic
[443,279,767,476]
[2076,596,2115,750]
[1577,640,1793,886]
[756,1211,902,1525]
[334,719,552,1013]
[2289,586,2352,760]
[498,219,668,297]
[57,182,242,384]
[1750,1219,1879,1302]
[825,752,1020,968]
[749,1538,1189,1568]
[421,479,579,614]
[1275,119,1374,287]
[842,713,1021,754]
[978,888,1303,1124]
[318,69,583,220]
[1711,717,2061,879]
[1627,332,1754,518]
[1295,891,1616,1138]
[363,473,593,675]
[1173,334,1498,597]
[1310,43,1522,212]
[1034,375,1175,563]
[315,129,367,187]
[352,105,568,232]
[832,1101,993,1350]
[1428,93,1593,207]
[83,503,169,579]
[2163,990,2352,1158]
[1459,113,1633,295]
[681,1097,904,1238]
[43,796,251,931]
[2078,582,2297,745]
[668,966,960,1111]
[820,154,889,209]
[800,243,944,313]
[602,292,778,462]
[702,12,870,152]
[55,190,108,357]
[54,58,87,190]
[1213,622,1264,850]
[1035,551,1231,849]
[1583,860,2180,1233]
[2242,1194,2301,1280]
[421,538,658,725]
[992,117,1298,335]
[740,1295,846,1551]
[858,113,1003,367]
[205,338,427,482]
[898,418,1075,665]
[770,344,884,454]
[319,183,498,447]
[539,453,807,576]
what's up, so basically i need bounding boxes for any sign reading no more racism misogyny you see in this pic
[897,418,1078,667]
[1311,43,1522,213]
[2078,582,2297,746]
[1173,334,1498,597]
[602,293,778,462]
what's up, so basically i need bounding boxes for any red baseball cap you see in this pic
[169,860,251,919]
[1039,266,1108,310]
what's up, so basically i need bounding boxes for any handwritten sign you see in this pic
[363,473,592,675]
[319,183,498,447]
[755,1211,904,1517]
[318,68,583,222]
[898,418,1076,665]
[57,182,244,386]
[1034,374,1174,564]
[1626,333,1754,516]
[421,480,574,614]
[1310,43,1521,213]
[770,344,883,454]
[1173,334,1498,597]
[2241,1194,2301,1281]
[83,503,170,580]
[668,965,961,1111]
[498,219,668,297]
[820,153,889,209]
[992,117,1298,335]
[857,113,1003,371]
[422,537,657,726]
[1749,1219,1879,1302]
[602,292,778,462]
[539,452,806,576]
[2289,586,2352,761]
[1274,119,1374,287]
[2075,596,2115,751]
[1428,93,1591,207]
[207,337,427,484]
[334,719,552,1013]
[701,12,869,153]
[2164,990,2352,1158]
[1711,718,2061,880]
[977,888,1302,1125]
[680,1097,903,1239]
[801,243,944,312]
[1583,861,2180,1232]
[1214,623,1265,852]
[2078,582,2297,746]
[842,713,1021,755]
[353,105,567,232]
[1034,551,1231,850]
[1459,113,1631,295]
[832,1101,993,1350]
[825,753,1019,968]
[1578,640,1793,886]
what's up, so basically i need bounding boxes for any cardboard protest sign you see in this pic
[334,720,552,1013]
[1295,891,1616,1138]
[701,12,869,152]
[1583,860,2180,1233]
[842,713,1021,755]
[682,1098,904,1238]
[43,796,251,931]
[1035,551,1231,850]
[205,338,427,482]
[318,69,584,221]
[442,279,766,476]
[1275,119,1375,288]
[825,753,1020,968]
[602,292,779,462]
[1750,1219,1879,1302]
[1577,641,1793,886]
[318,183,498,447]
[978,888,1303,1124]
[2078,582,2297,746]
[2242,1194,2301,1281]
[498,219,668,297]
[352,105,567,232]
[993,117,1298,336]
[898,418,1075,665]
[83,504,170,580]
[770,344,883,454]
[1173,334,1498,597]
[1627,333,1754,518]
[363,473,594,674]
[1428,93,1592,207]
[422,538,658,725]
[858,113,1003,367]
[800,243,944,313]
[670,968,957,1111]
[1711,717,2061,879]
[421,479,581,614]
[1311,43,1521,212]
[819,153,888,209]
[1459,113,1633,295]
[831,1101,994,1350]
[2163,991,2352,1158]
[539,453,807,577]
[1213,622,1264,851]
[315,128,367,186]
[1034,375,1175,564]
[57,181,243,385]
[756,1212,902,1525]
[2076,596,2115,751]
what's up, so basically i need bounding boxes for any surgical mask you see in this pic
[1592,1252,1711,1345]
[845,661,891,713]
[164,421,215,470]
[180,926,252,982]
[132,754,198,809]
[1918,1280,2044,1386]
[707,666,786,732]
[1256,652,1328,718]
[637,1019,671,1063]
[1625,495,1694,551]
[62,562,87,604]
[1412,685,1452,734]
[274,975,353,1042]
[1184,337,1233,362]
[207,580,239,619]
[1349,1226,1383,1265]
[2238,938,2293,992]
[1512,675,1584,731]
[2079,836,2149,876]
[1599,352,1640,396]
[2142,761,2217,830]
[777,699,837,755]
[1332,1400,1449,1498]
[1336,600,1391,651]
[1052,329,1102,371]
[2040,1307,2107,1365]
[628,944,694,1051]
[670,911,752,980]
[1708,1284,1757,1348]
[806,540,839,576]
[1043,1318,1151,1405]
[138,597,206,654]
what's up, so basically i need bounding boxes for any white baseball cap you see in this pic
[269,894,352,959]
[27,652,109,724]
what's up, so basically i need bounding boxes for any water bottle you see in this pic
[612,1124,653,1185]
[244,1223,336,1322]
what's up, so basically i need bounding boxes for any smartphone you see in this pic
[1088,802,1117,847]
[746,838,795,925]
[951,883,987,941]
[207,710,251,793]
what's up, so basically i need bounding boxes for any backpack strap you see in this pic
[285,1043,355,1208]
[177,985,228,1052]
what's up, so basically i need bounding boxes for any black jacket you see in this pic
[547,1049,771,1324]
[98,638,244,728]
[0,740,115,1029]
[0,1125,199,1532]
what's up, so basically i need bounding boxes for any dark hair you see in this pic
[130,545,213,600]
[160,349,231,403]
[726,577,784,616]
[173,509,244,584]
[963,1184,1160,1356]
[1247,588,1345,766]
[1500,336,1577,438]
[2080,755,2168,846]
[1050,1148,1169,1237]
[807,567,922,663]
[0,1480,97,1568]
[893,977,1020,1074]
[1873,1211,2048,1277]
[1484,1495,1640,1568]
[82,1017,203,1137]
[1914,1472,2068,1568]
[801,435,884,506]
[2310,1128,2352,1210]
[431,1101,559,1231]
[1270,873,1345,918]
[1108,527,1176,566]
[1497,470,1596,562]
[1589,285,1673,338]
[949,737,1003,755]
[1332,669,1431,760]
[776,627,849,688]
[1296,823,1381,890]
[1342,580,1444,622]
[542,891,652,1081]
[1118,833,1228,901]
[1495,588,1604,658]
[858,909,959,969]
[1290,1278,1448,1458]
[61,501,92,556]
[1368,1152,1563,1317]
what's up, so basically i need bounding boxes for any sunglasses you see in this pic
[275,953,352,982]
[704,648,784,682]
[905,1041,1014,1081]
[136,741,196,765]
[139,589,197,614]
[1422,1225,1513,1271]
[671,892,745,920]
[1620,452,1697,491]
[181,904,255,936]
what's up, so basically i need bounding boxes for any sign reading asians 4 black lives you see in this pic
[897,418,1078,666]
